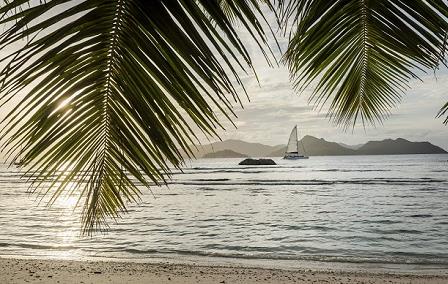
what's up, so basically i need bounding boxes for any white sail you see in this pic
[286,126,298,153]
[283,125,309,159]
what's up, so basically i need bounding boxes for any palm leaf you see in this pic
[0,0,273,234]
[280,0,448,127]
[438,101,448,124]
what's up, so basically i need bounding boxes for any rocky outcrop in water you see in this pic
[238,158,276,165]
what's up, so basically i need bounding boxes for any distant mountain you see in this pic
[270,136,446,156]
[187,139,283,158]
[269,135,356,156]
[184,136,446,158]
[356,138,447,155]
[202,150,247,158]
[338,142,363,150]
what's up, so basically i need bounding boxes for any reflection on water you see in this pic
[0,154,447,270]
[55,195,78,209]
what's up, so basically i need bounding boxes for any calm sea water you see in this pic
[0,155,448,271]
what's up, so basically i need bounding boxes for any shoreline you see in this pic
[1,257,448,284]
[3,253,448,275]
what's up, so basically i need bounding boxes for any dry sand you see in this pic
[1,257,447,284]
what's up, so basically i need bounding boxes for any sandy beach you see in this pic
[1,258,447,284]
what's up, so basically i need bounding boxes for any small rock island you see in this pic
[238,158,276,165]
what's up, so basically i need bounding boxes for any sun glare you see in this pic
[57,97,72,111]
[56,195,78,210]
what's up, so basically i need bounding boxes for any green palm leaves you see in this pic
[0,1,447,233]
[282,0,448,126]
[0,0,271,234]
[438,102,448,124]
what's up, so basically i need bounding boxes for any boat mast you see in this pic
[295,125,299,154]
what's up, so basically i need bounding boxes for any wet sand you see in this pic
[1,258,447,283]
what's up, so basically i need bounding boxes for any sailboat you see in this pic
[283,125,309,160]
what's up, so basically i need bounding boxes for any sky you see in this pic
[214,64,448,150]
[0,2,447,158]
[207,8,448,150]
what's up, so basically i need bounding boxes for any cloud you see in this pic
[1,3,447,162]
[210,30,448,150]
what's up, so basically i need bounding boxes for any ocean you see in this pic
[0,154,447,272]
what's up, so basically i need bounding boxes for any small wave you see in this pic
[318,169,391,172]
[408,214,433,218]
[195,187,236,191]
[368,219,402,225]
[182,170,266,174]
[0,242,79,250]
[369,228,422,235]
[120,248,161,254]
[191,178,231,182]
[102,247,448,266]
[415,187,447,192]
[168,177,445,187]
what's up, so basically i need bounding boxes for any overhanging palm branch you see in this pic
[280,0,448,127]
[438,101,448,124]
[0,0,273,234]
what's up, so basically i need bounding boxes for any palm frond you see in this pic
[218,0,272,24]
[0,0,273,234]
[280,0,448,127]
[437,101,448,124]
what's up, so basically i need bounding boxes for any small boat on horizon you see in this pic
[283,125,309,160]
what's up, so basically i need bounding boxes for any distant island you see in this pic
[192,136,447,158]
[202,150,247,158]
